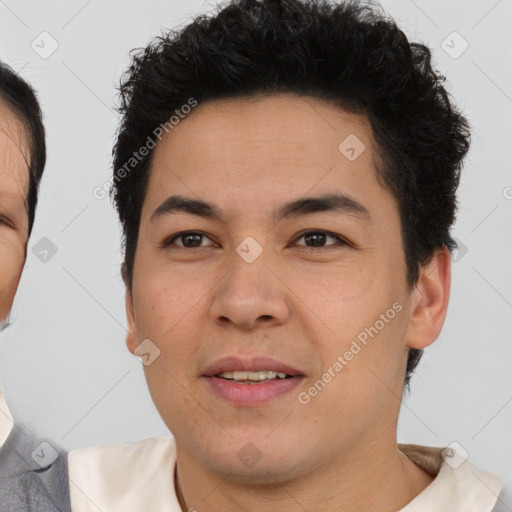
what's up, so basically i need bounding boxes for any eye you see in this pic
[163,231,217,249]
[162,229,350,251]
[0,214,15,229]
[292,230,349,249]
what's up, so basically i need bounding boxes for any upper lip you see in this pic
[202,356,305,377]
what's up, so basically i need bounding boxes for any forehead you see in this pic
[0,100,31,199]
[159,93,375,158]
[146,94,395,219]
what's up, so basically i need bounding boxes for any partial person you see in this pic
[0,60,71,512]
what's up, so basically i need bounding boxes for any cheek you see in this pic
[293,255,390,337]
[311,297,410,415]
[132,264,209,385]
[303,255,375,289]
[318,267,407,358]
[0,241,24,319]
[302,259,409,398]
[133,267,210,339]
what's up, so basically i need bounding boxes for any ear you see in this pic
[405,246,451,350]
[125,289,139,355]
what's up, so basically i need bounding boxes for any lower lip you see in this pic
[203,376,304,405]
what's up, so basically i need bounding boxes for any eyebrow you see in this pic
[150,192,371,225]
[0,194,27,219]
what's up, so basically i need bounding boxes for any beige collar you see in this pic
[69,438,502,512]
[0,390,14,449]
[398,443,502,511]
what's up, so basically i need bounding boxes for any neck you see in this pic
[173,436,434,512]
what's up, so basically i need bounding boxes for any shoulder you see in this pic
[399,443,502,511]
[491,474,512,511]
[0,390,14,449]
[399,443,502,512]
[69,436,176,475]
[0,424,71,512]
[68,437,179,512]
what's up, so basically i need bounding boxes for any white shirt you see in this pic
[68,438,502,512]
[0,390,14,449]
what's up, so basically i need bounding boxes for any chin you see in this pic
[184,431,317,483]
[204,450,309,484]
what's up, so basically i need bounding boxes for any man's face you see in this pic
[0,102,30,322]
[127,94,426,481]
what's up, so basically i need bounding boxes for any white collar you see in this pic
[399,443,502,511]
[0,390,14,449]
[68,438,502,511]
[69,437,181,511]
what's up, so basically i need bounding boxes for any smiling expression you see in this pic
[125,93,443,481]
[0,102,30,322]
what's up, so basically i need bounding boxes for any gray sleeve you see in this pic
[0,425,71,512]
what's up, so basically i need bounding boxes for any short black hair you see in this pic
[0,60,46,235]
[112,0,471,389]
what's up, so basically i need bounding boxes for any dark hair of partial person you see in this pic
[0,60,46,236]
[111,0,471,390]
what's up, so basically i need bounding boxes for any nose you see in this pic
[209,248,291,331]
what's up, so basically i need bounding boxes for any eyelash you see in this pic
[162,230,350,251]
[0,214,15,228]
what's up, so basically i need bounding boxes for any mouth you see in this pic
[201,357,305,405]
[215,370,295,384]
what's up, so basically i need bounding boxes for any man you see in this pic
[69,0,504,510]
[0,60,71,511]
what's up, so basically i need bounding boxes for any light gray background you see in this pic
[0,0,511,491]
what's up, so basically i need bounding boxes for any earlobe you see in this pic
[125,290,138,354]
[406,246,451,350]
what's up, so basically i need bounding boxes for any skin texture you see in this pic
[0,102,30,322]
[126,94,451,511]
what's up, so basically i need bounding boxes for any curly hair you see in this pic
[111,0,471,390]
[0,60,46,235]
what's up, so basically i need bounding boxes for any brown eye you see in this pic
[294,230,347,249]
[164,231,216,249]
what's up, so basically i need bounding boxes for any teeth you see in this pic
[217,370,290,381]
